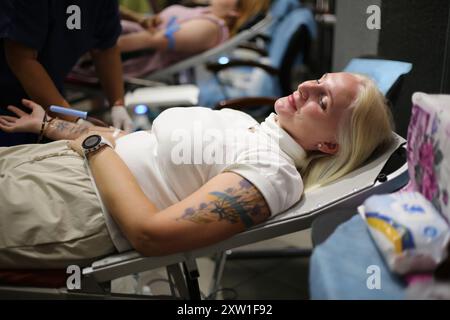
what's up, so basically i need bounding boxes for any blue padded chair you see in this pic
[344,58,413,101]
[266,0,304,34]
[197,6,317,117]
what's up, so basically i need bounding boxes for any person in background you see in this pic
[0,0,133,147]
[73,0,270,78]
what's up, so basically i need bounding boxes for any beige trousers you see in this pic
[0,141,116,269]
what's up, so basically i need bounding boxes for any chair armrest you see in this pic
[215,97,278,110]
[251,34,271,43]
[206,59,279,76]
[237,43,268,56]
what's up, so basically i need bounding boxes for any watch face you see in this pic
[83,135,101,149]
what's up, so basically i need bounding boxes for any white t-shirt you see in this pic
[105,107,306,252]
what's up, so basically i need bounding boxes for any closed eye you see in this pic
[317,75,328,111]
[319,96,327,111]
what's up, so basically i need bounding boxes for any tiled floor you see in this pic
[112,229,312,300]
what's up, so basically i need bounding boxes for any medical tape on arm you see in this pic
[164,16,181,51]
[113,128,121,139]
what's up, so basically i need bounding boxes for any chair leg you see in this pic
[208,251,228,299]
[166,260,202,300]
[183,259,201,301]
[166,263,189,299]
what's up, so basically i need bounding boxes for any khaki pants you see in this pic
[0,141,116,269]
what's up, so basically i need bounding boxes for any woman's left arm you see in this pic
[118,19,220,53]
[0,99,128,141]
[81,142,270,256]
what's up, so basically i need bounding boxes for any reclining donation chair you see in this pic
[0,57,412,299]
[196,5,317,115]
[0,133,408,300]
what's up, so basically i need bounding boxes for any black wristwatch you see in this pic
[82,134,113,157]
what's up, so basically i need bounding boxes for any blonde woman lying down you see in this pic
[0,72,393,269]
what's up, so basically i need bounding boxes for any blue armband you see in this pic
[164,16,181,51]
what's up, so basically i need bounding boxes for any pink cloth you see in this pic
[405,274,434,286]
[406,93,450,222]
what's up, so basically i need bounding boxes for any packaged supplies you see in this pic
[359,192,450,274]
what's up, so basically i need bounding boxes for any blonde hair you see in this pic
[229,0,271,36]
[301,74,395,191]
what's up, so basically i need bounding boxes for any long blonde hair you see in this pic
[301,74,395,191]
[229,0,271,36]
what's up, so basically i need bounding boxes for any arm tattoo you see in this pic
[178,179,270,229]
[47,119,90,140]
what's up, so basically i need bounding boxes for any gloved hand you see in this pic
[111,106,133,133]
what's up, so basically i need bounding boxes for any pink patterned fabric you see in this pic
[407,93,450,222]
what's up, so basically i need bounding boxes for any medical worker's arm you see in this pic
[117,19,220,53]
[90,45,133,132]
[78,143,270,256]
[91,45,125,108]
[4,40,76,121]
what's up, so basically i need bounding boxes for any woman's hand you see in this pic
[68,129,118,157]
[140,15,162,34]
[0,99,45,134]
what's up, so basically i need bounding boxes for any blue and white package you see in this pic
[359,192,450,274]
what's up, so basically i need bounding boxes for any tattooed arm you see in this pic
[43,118,127,141]
[0,99,127,141]
[83,143,270,256]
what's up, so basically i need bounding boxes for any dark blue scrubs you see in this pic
[0,0,121,146]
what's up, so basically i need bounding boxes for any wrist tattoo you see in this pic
[47,119,90,139]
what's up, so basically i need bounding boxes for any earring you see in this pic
[317,143,323,149]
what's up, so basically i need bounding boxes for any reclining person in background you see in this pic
[72,0,270,78]
[0,72,394,269]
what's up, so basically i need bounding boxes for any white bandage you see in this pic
[113,128,121,139]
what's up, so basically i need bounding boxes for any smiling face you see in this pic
[275,72,362,154]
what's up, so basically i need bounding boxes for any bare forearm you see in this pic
[117,31,167,52]
[43,119,90,140]
[91,46,125,106]
[87,148,159,243]
[9,58,70,109]
[5,40,76,122]
[44,118,119,141]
